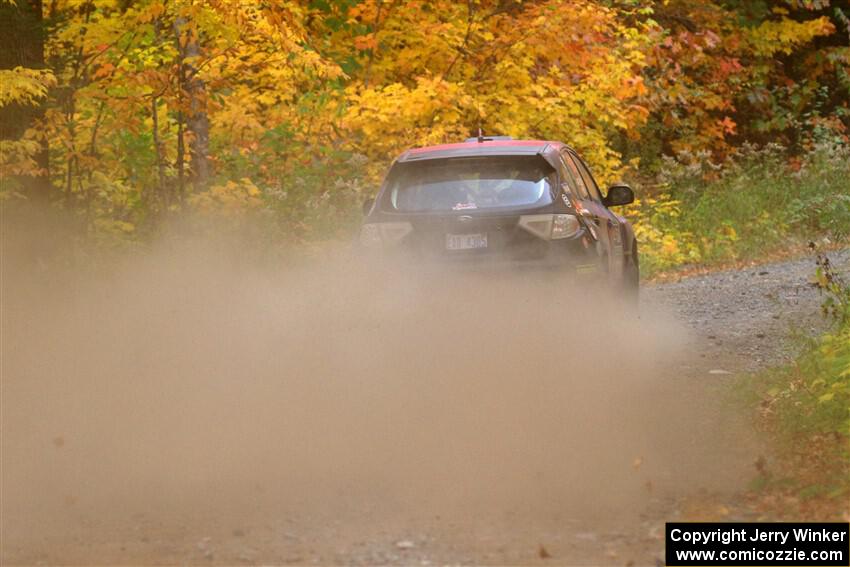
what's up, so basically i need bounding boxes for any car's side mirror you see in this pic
[603,184,634,207]
[362,197,375,216]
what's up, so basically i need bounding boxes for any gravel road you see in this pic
[4,248,848,567]
[643,248,850,372]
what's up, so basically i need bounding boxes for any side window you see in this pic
[556,157,578,198]
[547,171,559,200]
[560,151,589,199]
[571,153,603,202]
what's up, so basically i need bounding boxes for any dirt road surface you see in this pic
[2,245,847,566]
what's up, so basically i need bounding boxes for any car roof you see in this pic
[395,138,572,168]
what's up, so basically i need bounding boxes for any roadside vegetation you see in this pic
[740,253,850,520]
[630,138,850,278]
[2,1,849,257]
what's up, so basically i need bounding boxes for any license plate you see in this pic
[446,233,488,250]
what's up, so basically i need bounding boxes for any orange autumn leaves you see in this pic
[2,0,847,238]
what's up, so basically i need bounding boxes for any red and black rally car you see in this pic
[359,136,639,294]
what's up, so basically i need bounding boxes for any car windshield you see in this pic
[387,156,556,212]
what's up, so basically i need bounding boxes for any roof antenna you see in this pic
[476,100,484,143]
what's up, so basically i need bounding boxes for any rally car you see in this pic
[359,136,639,294]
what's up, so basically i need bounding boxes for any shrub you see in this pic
[629,140,850,277]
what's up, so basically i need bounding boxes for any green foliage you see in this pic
[630,141,850,277]
[734,254,850,508]
[816,252,850,326]
[761,326,850,439]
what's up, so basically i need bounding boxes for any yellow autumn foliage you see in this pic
[189,178,264,215]
[747,16,834,57]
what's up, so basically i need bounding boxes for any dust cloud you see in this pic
[1,210,753,564]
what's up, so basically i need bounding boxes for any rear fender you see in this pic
[615,214,636,260]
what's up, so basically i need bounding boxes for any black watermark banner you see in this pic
[666,523,850,566]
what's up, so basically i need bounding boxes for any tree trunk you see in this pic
[174,16,210,192]
[176,110,186,203]
[151,97,168,208]
[0,0,50,202]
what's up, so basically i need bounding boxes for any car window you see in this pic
[571,153,603,202]
[386,156,556,212]
[557,156,580,198]
[560,151,589,199]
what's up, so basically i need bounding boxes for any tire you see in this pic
[623,243,640,305]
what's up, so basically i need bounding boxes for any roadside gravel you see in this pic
[642,248,850,372]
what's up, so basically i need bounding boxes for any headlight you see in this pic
[359,222,413,248]
[518,214,580,240]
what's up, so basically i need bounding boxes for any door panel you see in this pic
[562,152,610,262]
[569,153,627,270]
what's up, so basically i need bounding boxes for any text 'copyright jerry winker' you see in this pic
[665,522,850,566]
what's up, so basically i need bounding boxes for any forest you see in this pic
[3,2,850,561]
[1,0,849,269]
